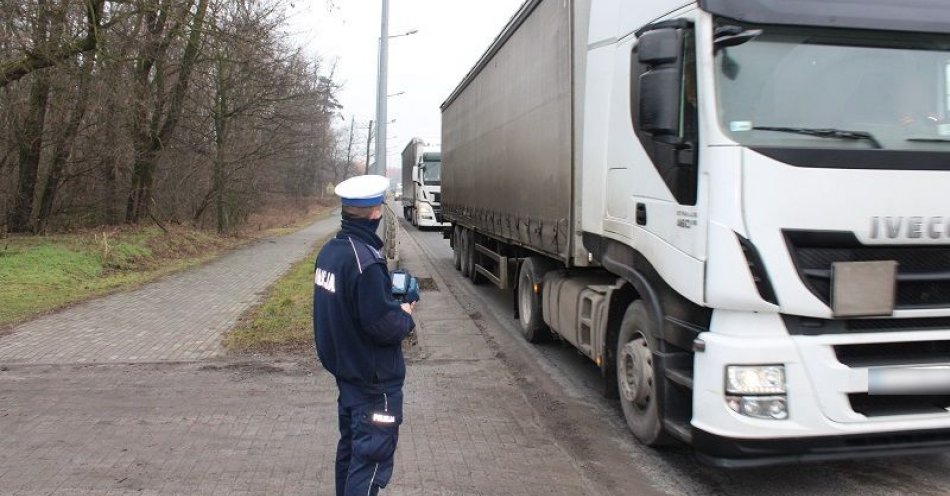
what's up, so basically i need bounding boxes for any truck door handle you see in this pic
[636,203,647,226]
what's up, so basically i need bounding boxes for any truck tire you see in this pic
[411,207,418,227]
[403,206,411,221]
[517,257,551,342]
[453,227,462,271]
[460,229,472,278]
[616,301,672,447]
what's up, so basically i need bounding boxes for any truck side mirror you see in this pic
[630,21,699,206]
[636,28,684,136]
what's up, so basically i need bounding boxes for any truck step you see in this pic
[665,367,694,389]
[663,418,693,444]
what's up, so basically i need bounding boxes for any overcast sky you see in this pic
[291,0,525,178]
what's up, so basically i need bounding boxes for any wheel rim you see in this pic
[519,270,533,326]
[619,334,653,409]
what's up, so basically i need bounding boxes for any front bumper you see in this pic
[693,310,950,465]
[416,205,449,227]
[694,426,950,468]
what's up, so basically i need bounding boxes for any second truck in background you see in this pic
[400,138,447,229]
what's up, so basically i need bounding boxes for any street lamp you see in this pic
[373,0,417,176]
[392,29,417,38]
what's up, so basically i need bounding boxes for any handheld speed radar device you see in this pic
[391,270,420,304]
[392,272,408,292]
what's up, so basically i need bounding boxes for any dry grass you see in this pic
[223,243,328,355]
[240,197,337,237]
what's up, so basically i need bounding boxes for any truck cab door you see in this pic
[602,12,706,301]
[412,165,421,198]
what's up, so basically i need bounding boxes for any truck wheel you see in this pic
[403,206,411,221]
[453,227,462,271]
[616,301,671,447]
[411,207,418,227]
[460,229,472,277]
[517,257,551,342]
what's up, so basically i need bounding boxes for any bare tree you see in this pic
[0,0,347,233]
[125,0,210,224]
[0,0,105,88]
[7,0,55,232]
[35,52,94,231]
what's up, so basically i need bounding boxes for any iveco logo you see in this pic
[870,216,950,240]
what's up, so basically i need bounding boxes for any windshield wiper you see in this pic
[907,137,950,144]
[752,126,882,149]
[714,25,763,50]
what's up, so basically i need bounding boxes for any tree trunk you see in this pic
[126,0,209,224]
[213,70,228,234]
[9,73,51,233]
[8,1,53,233]
[36,55,95,232]
[212,111,228,234]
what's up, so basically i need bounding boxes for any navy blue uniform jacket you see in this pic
[313,217,415,393]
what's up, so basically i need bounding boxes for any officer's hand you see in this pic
[401,302,413,315]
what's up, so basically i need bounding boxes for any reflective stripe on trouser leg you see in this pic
[344,451,394,495]
[367,464,379,496]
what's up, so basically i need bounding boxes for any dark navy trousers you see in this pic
[335,381,403,496]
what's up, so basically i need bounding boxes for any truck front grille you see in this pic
[834,340,950,417]
[785,315,950,335]
[785,230,950,309]
[846,317,950,332]
[849,393,950,417]
[834,340,950,367]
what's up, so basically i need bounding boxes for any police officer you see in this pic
[313,175,415,496]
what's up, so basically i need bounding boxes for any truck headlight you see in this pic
[725,365,788,420]
[726,365,786,394]
[726,395,788,420]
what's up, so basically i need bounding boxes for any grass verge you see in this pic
[0,226,237,328]
[223,239,330,355]
[0,201,335,330]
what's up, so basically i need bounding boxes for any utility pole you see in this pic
[374,0,389,176]
[365,119,374,175]
[345,116,356,175]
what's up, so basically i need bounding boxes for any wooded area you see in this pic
[0,0,361,234]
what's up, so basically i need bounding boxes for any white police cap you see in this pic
[334,175,389,207]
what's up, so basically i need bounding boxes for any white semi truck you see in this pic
[400,138,447,229]
[441,0,950,466]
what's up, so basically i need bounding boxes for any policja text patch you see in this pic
[314,268,336,293]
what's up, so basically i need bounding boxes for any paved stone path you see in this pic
[0,220,629,495]
[0,216,339,365]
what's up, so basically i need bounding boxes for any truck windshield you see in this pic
[421,161,441,185]
[715,22,950,152]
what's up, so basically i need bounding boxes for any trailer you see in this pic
[441,0,950,466]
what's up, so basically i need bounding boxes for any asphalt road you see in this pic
[399,217,950,496]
